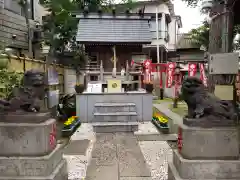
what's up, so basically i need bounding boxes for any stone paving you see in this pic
[86,133,151,180]
[63,123,174,180]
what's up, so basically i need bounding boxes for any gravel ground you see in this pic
[139,141,173,180]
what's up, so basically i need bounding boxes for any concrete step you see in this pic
[94,102,136,113]
[92,122,138,133]
[93,112,137,122]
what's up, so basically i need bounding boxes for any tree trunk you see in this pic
[208,0,234,93]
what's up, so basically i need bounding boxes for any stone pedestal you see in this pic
[0,112,68,180]
[168,123,240,180]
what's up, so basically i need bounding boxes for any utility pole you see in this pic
[20,0,33,58]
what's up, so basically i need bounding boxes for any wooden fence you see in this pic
[7,55,65,94]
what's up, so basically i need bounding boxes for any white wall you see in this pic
[168,17,179,51]
[33,0,48,24]
[132,3,179,51]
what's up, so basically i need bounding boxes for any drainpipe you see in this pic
[156,7,164,99]
[156,7,160,63]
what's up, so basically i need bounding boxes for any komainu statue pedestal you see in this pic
[0,112,68,180]
[168,123,240,180]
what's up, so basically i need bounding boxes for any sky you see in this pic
[172,0,206,33]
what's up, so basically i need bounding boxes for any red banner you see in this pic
[49,123,57,150]
[143,60,152,82]
[188,63,197,77]
[199,63,207,87]
[166,62,175,88]
[177,127,183,153]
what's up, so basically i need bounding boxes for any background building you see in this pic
[0,0,46,57]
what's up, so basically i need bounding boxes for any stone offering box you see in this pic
[0,112,68,180]
[168,123,240,180]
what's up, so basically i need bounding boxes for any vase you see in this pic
[75,84,85,93]
[145,83,153,93]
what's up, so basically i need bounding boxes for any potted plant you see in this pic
[143,80,153,93]
[62,116,81,137]
[152,113,169,134]
[75,83,85,93]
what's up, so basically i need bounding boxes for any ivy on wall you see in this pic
[0,46,23,99]
[0,69,23,99]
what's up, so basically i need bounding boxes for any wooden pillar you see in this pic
[112,45,117,78]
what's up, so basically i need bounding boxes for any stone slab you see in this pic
[183,117,236,128]
[179,123,239,160]
[134,122,177,141]
[0,159,68,180]
[173,149,240,179]
[0,112,51,123]
[92,122,138,133]
[168,162,239,180]
[85,158,118,180]
[63,139,90,155]
[116,133,151,177]
[0,144,63,177]
[0,118,57,156]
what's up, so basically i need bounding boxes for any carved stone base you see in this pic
[0,117,57,156]
[168,150,240,180]
[183,117,236,128]
[168,124,240,180]
[0,144,67,178]
[0,111,51,123]
[179,123,239,160]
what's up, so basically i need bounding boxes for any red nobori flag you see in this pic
[188,63,197,77]
[166,62,175,88]
[199,63,207,87]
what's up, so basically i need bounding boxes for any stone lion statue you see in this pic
[0,70,47,112]
[181,77,236,127]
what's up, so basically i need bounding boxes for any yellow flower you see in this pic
[157,116,168,123]
[64,116,77,125]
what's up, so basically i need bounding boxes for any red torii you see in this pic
[131,60,167,88]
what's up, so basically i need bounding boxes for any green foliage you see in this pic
[189,22,240,51]
[0,69,23,99]
[40,0,79,53]
[189,21,210,50]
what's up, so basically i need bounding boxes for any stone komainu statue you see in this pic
[0,70,47,112]
[181,77,236,127]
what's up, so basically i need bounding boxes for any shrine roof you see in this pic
[75,13,152,44]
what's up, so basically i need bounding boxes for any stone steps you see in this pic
[92,102,138,132]
[94,102,136,113]
[91,122,138,133]
[94,112,137,122]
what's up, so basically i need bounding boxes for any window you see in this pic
[149,19,161,39]
[4,0,34,19]
[4,0,22,15]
